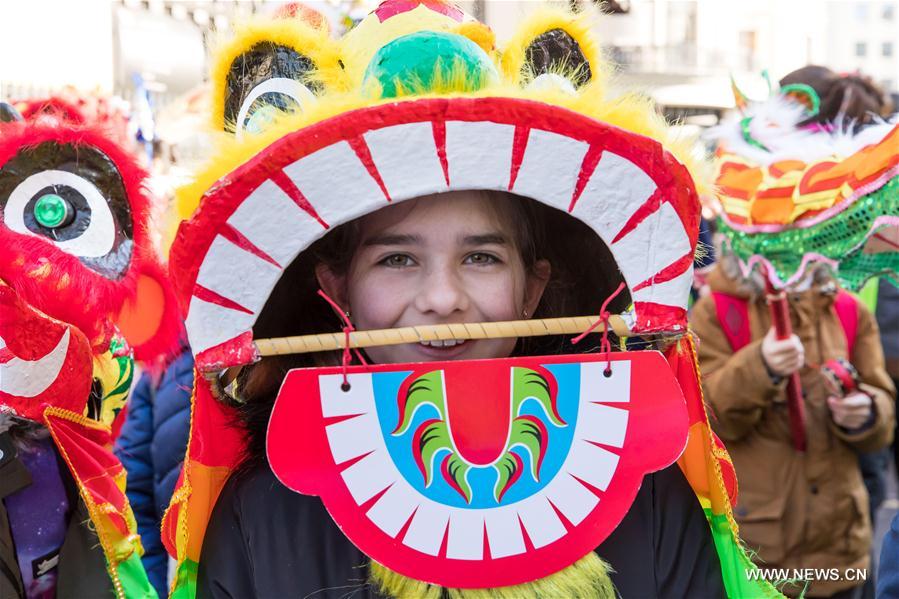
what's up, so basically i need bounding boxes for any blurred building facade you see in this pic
[599,0,898,90]
[2,0,896,116]
[458,0,899,130]
[824,1,899,93]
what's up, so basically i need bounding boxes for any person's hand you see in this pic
[760,328,804,377]
[828,392,874,430]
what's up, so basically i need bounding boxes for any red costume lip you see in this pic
[0,283,93,419]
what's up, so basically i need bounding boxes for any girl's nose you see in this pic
[413,267,470,317]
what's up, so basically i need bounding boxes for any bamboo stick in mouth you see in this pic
[254,315,633,357]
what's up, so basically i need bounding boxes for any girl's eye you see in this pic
[465,252,498,265]
[380,254,415,267]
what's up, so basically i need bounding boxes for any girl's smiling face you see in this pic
[317,191,550,364]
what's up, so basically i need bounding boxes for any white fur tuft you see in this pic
[707,96,898,166]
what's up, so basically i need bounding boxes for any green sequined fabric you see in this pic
[719,177,899,290]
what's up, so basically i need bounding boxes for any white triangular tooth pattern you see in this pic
[366,479,419,538]
[0,329,69,398]
[569,151,658,243]
[364,122,447,200]
[341,449,397,505]
[325,412,383,465]
[516,494,566,549]
[563,439,619,493]
[446,508,485,560]
[578,402,629,448]
[511,129,589,212]
[632,267,694,309]
[184,296,255,354]
[282,141,388,226]
[226,179,325,267]
[195,235,281,316]
[610,202,691,291]
[402,500,450,556]
[484,506,526,558]
[319,373,376,417]
[580,362,631,403]
[543,473,599,527]
[444,121,514,190]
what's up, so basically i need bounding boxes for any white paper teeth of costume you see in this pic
[364,122,448,197]
[445,121,515,190]
[318,361,630,560]
[185,116,693,355]
[0,329,69,398]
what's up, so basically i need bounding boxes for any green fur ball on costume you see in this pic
[368,552,617,599]
[362,31,498,98]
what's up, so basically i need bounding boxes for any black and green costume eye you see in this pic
[524,28,591,88]
[0,141,133,279]
[225,43,320,137]
[33,192,75,229]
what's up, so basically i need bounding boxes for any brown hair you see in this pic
[779,65,892,127]
[232,192,629,469]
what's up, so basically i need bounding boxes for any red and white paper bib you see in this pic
[268,351,689,588]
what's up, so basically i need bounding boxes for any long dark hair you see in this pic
[232,192,630,470]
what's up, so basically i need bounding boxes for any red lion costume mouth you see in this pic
[0,284,93,419]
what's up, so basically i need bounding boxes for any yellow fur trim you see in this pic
[500,6,605,89]
[178,8,709,223]
[454,21,496,54]
[208,17,343,132]
[369,552,616,599]
[177,81,708,220]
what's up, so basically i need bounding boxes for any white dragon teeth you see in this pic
[184,119,693,361]
[420,339,465,348]
[317,362,631,560]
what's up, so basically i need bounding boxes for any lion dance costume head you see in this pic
[710,76,899,289]
[163,2,783,597]
[0,101,178,597]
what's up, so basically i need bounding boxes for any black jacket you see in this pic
[198,461,724,598]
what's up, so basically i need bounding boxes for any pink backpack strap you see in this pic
[711,292,751,351]
[833,290,859,360]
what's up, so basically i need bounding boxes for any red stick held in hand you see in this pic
[763,270,807,452]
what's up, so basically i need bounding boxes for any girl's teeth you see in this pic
[420,339,464,348]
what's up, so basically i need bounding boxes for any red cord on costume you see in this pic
[317,289,367,390]
[570,282,627,376]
